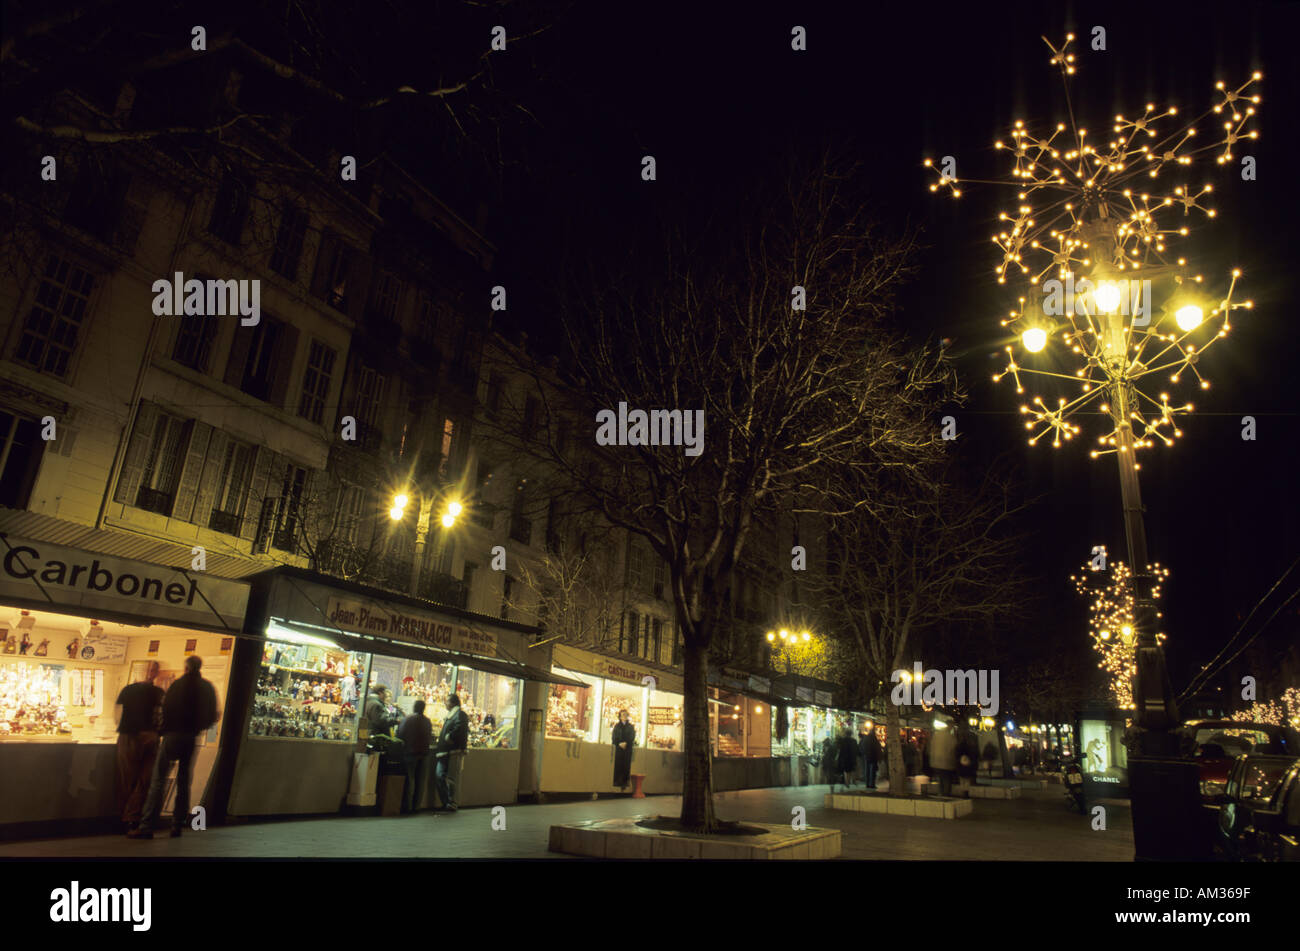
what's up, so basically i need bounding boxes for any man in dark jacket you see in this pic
[114,661,163,831]
[432,693,469,811]
[834,727,858,793]
[129,655,219,839]
[859,728,882,788]
[398,699,434,813]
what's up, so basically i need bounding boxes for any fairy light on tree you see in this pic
[1072,555,1170,710]
[1229,688,1300,728]
[924,33,1265,742]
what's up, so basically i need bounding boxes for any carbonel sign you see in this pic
[0,537,249,632]
[325,597,497,657]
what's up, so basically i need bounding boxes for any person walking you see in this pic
[128,655,219,839]
[397,699,434,813]
[929,721,958,796]
[114,661,163,832]
[612,709,636,790]
[834,726,858,793]
[859,728,882,788]
[432,693,469,811]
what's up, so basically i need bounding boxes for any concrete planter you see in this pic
[548,817,842,859]
[963,784,1021,799]
[824,791,973,819]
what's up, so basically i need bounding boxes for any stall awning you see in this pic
[268,620,587,687]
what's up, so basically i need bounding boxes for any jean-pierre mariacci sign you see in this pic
[0,537,249,632]
[325,596,498,657]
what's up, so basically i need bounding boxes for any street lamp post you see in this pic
[924,35,1260,858]
[391,492,461,599]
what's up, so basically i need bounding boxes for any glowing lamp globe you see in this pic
[1175,304,1204,332]
[1094,282,1122,314]
[1021,327,1048,352]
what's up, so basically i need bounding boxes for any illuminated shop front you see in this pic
[543,643,686,795]
[0,535,249,838]
[211,567,572,819]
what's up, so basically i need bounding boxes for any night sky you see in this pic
[485,0,1300,691]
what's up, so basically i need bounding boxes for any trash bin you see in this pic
[347,752,380,807]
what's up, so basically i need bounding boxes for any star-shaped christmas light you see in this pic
[925,35,1261,458]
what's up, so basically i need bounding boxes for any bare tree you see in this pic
[486,153,956,830]
[815,461,1033,796]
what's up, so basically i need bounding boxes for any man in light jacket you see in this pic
[432,693,469,811]
[929,720,958,796]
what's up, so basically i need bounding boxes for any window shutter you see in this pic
[170,420,210,522]
[270,323,301,409]
[116,174,150,253]
[223,325,253,387]
[241,449,279,540]
[309,233,333,299]
[253,497,279,555]
[113,401,159,504]
[190,429,229,527]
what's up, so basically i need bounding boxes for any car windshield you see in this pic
[1234,760,1292,804]
[1195,728,1271,756]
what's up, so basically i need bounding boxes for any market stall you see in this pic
[0,536,248,839]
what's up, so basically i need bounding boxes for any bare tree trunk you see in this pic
[885,703,906,797]
[679,640,717,832]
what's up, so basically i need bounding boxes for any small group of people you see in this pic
[115,656,220,839]
[364,684,469,813]
[819,726,884,792]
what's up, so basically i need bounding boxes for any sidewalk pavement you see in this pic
[0,785,1134,860]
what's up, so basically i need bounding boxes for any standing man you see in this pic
[364,684,394,737]
[128,655,219,839]
[398,699,434,813]
[432,693,469,811]
[929,721,958,796]
[860,727,882,789]
[115,661,163,832]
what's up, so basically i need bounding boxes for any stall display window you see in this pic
[546,668,601,741]
[645,691,683,751]
[710,688,745,757]
[789,706,815,756]
[599,680,645,744]
[454,667,521,750]
[746,699,771,758]
[252,639,366,742]
[770,706,793,757]
[393,661,458,729]
[0,663,72,738]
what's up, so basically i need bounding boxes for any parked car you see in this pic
[1213,754,1300,861]
[1176,719,1300,804]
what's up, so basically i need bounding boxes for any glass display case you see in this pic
[599,680,644,744]
[250,638,367,742]
[455,666,521,750]
[546,669,601,741]
[645,692,683,751]
[0,662,73,739]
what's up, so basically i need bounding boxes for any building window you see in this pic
[623,612,639,656]
[672,624,682,667]
[313,233,356,312]
[63,162,131,245]
[627,545,644,594]
[501,575,514,621]
[172,317,218,373]
[237,316,286,402]
[0,410,44,509]
[438,418,457,480]
[208,171,250,245]
[270,203,308,281]
[653,560,665,600]
[471,463,494,528]
[207,441,255,535]
[297,339,336,425]
[462,561,478,608]
[485,374,503,415]
[370,270,402,323]
[509,478,530,545]
[416,291,438,343]
[337,484,366,545]
[15,255,95,378]
[274,465,308,552]
[137,412,190,516]
[651,617,663,662]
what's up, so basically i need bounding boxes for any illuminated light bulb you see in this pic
[389,506,404,521]
[1175,304,1203,331]
[1094,281,1122,313]
[441,513,456,528]
[394,494,409,508]
[1022,327,1048,352]
[447,501,464,517]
